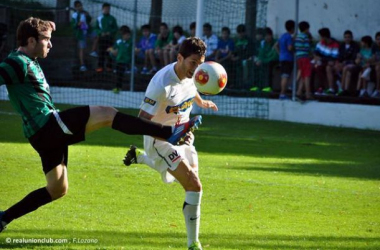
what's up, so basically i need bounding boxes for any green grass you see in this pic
[0,100,379,249]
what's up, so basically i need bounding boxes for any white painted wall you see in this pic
[267,0,380,40]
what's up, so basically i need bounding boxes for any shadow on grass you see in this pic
[0,230,379,249]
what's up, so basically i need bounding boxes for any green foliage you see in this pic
[0,101,379,249]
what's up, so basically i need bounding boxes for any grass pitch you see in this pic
[0,100,379,249]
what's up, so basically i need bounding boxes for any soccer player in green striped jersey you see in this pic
[0,17,202,232]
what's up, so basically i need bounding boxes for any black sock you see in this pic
[112,112,172,139]
[2,187,52,224]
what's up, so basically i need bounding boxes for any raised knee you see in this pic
[48,184,68,200]
[185,178,202,192]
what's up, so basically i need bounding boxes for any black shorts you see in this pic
[280,61,294,78]
[28,106,90,174]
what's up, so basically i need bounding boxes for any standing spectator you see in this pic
[313,28,340,95]
[136,24,157,74]
[336,30,360,96]
[231,24,254,88]
[277,20,295,100]
[215,27,235,67]
[0,23,7,60]
[164,25,186,64]
[107,26,133,94]
[371,32,380,98]
[202,23,218,61]
[71,0,92,72]
[251,27,278,92]
[294,21,313,99]
[155,23,173,68]
[189,22,196,37]
[356,36,373,97]
[95,3,118,72]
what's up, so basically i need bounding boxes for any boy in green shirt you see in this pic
[107,26,133,93]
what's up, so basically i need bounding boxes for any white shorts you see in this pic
[143,136,198,183]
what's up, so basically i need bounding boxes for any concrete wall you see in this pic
[267,0,380,40]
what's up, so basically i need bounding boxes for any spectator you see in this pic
[0,23,7,60]
[215,27,235,67]
[356,36,373,97]
[231,24,254,88]
[251,27,278,92]
[136,24,157,74]
[336,30,360,96]
[95,3,118,72]
[189,22,196,37]
[164,25,186,64]
[107,26,133,94]
[371,32,380,98]
[254,28,265,59]
[71,0,92,72]
[294,21,313,99]
[313,27,339,95]
[155,22,173,68]
[277,20,295,100]
[202,23,218,60]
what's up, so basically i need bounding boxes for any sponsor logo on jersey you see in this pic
[165,97,194,114]
[144,97,157,106]
[168,150,181,163]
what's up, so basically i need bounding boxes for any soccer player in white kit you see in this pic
[125,37,217,250]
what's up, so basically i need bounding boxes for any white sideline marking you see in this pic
[0,111,18,116]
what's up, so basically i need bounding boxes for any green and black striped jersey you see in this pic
[0,50,58,138]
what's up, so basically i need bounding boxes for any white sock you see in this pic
[183,191,202,247]
[137,152,155,168]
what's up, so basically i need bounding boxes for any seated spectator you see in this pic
[189,22,196,37]
[155,22,172,68]
[164,25,186,64]
[254,28,265,59]
[202,23,218,61]
[107,26,133,94]
[231,24,254,88]
[372,32,380,98]
[215,27,235,67]
[336,30,360,96]
[95,3,118,73]
[136,24,157,74]
[313,27,339,95]
[277,20,295,100]
[295,21,313,99]
[251,27,278,93]
[71,0,92,72]
[356,36,373,97]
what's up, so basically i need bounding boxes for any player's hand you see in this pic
[201,100,218,111]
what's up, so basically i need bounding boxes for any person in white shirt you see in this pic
[123,37,218,250]
[202,23,218,61]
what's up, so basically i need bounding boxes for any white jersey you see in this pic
[140,62,197,126]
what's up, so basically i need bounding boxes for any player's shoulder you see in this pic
[3,51,29,71]
[151,63,177,85]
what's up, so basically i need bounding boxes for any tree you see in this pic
[149,0,163,34]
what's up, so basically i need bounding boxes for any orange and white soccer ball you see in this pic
[193,61,227,95]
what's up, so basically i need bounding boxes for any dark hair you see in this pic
[190,22,196,30]
[173,25,183,36]
[102,3,110,8]
[203,23,212,31]
[17,17,53,46]
[141,24,150,31]
[344,30,353,37]
[318,28,331,39]
[375,32,380,39]
[361,35,373,47]
[236,24,246,33]
[221,26,230,35]
[285,20,295,32]
[120,25,131,35]
[160,22,168,29]
[178,37,206,59]
[74,1,82,7]
[298,21,310,32]
[265,27,273,36]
